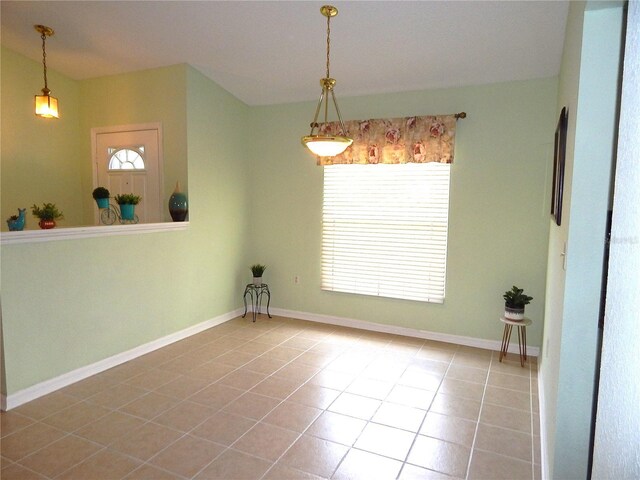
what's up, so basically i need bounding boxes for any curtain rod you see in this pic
[455,112,467,119]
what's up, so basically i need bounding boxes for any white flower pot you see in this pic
[253,277,262,286]
[504,306,525,321]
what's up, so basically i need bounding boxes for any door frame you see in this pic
[91,122,164,224]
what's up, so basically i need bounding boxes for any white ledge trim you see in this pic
[1,222,189,245]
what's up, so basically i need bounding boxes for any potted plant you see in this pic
[114,193,141,221]
[6,208,26,231]
[31,203,64,229]
[92,187,110,209]
[503,285,533,321]
[250,264,266,286]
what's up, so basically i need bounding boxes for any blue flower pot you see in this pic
[119,204,135,220]
[96,198,109,209]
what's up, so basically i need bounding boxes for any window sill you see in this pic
[1,222,189,245]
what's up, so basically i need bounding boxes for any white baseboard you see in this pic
[5,306,540,411]
[271,308,540,357]
[538,368,550,480]
[5,308,243,410]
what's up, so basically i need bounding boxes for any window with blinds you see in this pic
[322,163,450,303]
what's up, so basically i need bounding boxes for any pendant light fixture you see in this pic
[301,5,352,157]
[34,24,59,119]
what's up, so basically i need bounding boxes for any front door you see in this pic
[92,124,163,224]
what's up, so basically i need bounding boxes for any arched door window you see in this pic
[108,147,146,170]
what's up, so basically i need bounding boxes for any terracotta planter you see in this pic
[38,219,56,229]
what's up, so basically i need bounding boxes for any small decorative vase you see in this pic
[7,208,26,231]
[120,204,135,220]
[39,219,56,229]
[253,277,262,286]
[96,198,109,209]
[168,181,188,222]
[504,306,525,321]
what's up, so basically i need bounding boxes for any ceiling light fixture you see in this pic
[301,5,352,157]
[34,24,59,119]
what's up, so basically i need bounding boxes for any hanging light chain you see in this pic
[41,31,49,91]
[326,11,331,79]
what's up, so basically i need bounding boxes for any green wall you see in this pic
[247,78,556,344]
[1,64,251,394]
[540,2,623,477]
[1,47,84,228]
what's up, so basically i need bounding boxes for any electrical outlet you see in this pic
[294,276,300,284]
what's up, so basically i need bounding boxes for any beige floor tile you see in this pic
[273,363,321,383]
[310,370,356,391]
[187,383,244,410]
[195,448,272,480]
[149,434,225,478]
[243,357,289,375]
[152,400,217,432]
[534,434,541,464]
[57,448,141,480]
[491,356,532,377]
[346,377,395,400]
[445,365,488,384]
[59,375,118,399]
[262,401,322,432]
[281,434,348,478]
[354,422,416,461]
[487,371,531,392]
[215,350,258,368]
[407,436,470,478]
[437,378,485,401]
[124,463,184,480]
[156,354,206,374]
[451,352,491,370]
[41,400,111,432]
[153,375,212,400]
[533,412,540,436]
[219,369,267,390]
[333,448,403,480]
[306,411,367,446]
[288,384,341,410]
[429,393,481,421]
[250,376,302,399]
[109,422,183,461]
[234,340,276,356]
[387,385,436,410]
[101,362,150,383]
[233,422,300,461]
[1,462,48,480]
[118,392,180,420]
[1,423,66,461]
[420,412,476,447]
[86,382,148,409]
[264,346,305,363]
[222,392,281,420]
[327,392,381,420]
[408,359,449,376]
[361,358,408,382]
[12,392,79,421]
[17,435,101,478]
[467,449,533,480]
[399,463,461,479]
[398,367,443,392]
[186,362,237,382]
[279,336,319,350]
[483,385,531,411]
[263,463,326,479]
[124,369,181,390]
[416,347,456,363]
[371,402,426,432]
[479,403,531,433]
[0,412,34,438]
[475,423,532,461]
[74,411,146,445]
[191,411,256,446]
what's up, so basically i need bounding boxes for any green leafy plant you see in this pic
[8,215,18,221]
[92,187,110,199]
[31,203,64,221]
[114,193,142,205]
[503,286,533,308]
[250,264,267,277]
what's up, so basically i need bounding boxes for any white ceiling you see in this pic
[1,1,569,106]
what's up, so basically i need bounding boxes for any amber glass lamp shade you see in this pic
[35,90,59,119]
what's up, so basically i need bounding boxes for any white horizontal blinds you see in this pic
[322,163,450,303]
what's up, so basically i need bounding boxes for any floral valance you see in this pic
[317,114,459,166]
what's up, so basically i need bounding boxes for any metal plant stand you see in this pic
[242,283,272,323]
[98,202,139,225]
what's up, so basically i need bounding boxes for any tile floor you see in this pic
[1,315,541,480]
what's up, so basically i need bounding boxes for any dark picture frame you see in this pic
[551,107,568,226]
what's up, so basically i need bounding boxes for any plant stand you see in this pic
[498,316,532,367]
[242,283,272,323]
